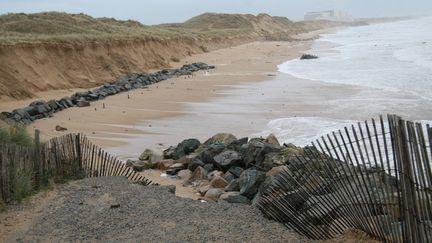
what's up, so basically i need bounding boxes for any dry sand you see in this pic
[0,37,318,147]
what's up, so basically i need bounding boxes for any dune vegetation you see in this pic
[0,12,342,44]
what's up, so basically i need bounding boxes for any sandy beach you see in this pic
[1,33,321,148]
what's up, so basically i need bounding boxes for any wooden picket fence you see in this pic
[258,115,432,242]
[0,131,152,204]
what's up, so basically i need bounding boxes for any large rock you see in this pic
[219,192,251,204]
[262,146,303,171]
[265,133,281,147]
[193,143,226,165]
[238,169,266,199]
[139,149,163,164]
[163,146,176,159]
[228,166,244,178]
[204,188,224,202]
[173,138,201,159]
[241,139,280,169]
[214,150,243,171]
[204,133,237,146]
[209,176,229,189]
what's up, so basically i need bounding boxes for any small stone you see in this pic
[177,169,191,180]
[207,170,224,180]
[77,100,90,107]
[175,156,192,166]
[157,159,174,170]
[55,125,67,131]
[204,188,223,202]
[187,166,207,184]
[219,192,251,204]
[110,203,120,209]
[209,176,229,189]
[166,163,185,175]
[198,185,210,196]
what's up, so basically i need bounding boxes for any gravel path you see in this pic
[13,177,311,242]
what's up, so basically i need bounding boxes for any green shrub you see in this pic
[0,125,33,146]
[13,169,34,203]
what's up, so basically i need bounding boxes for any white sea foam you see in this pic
[278,17,432,101]
[264,17,432,146]
[251,117,355,147]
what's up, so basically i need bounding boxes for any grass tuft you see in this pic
[0,125,33,146]
[13,169,34,203]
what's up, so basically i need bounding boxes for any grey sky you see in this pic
[0,0,431,25]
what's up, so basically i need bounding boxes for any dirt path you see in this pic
[3,177,311,242]
[0,188,58,242]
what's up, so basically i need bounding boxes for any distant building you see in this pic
[304,10,352,22]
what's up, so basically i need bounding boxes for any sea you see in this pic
[255,16,432,146]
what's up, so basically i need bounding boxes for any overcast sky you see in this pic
[0,0,431,25]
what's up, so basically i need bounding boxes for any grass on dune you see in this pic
[0,11,332,44]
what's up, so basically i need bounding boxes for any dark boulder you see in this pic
[188,158,205,172]
[76,100,90,107]
[225,179,240,192]
[238,169,266,199]
[194,143,226,164]
[214,150,243,171]
[204,133,237,146]
[173,138,201,159]
[228,166,244,178]
[163,146,176,159]
[300,54,319,60]
[223,171,236,183]
[241,139,281,168]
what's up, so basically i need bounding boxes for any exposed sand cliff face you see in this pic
[0,12,350,101]
[0,36,254,101]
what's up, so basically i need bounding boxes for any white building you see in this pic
[304,10,352,22]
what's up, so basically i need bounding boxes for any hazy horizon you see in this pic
[0,0,431,25]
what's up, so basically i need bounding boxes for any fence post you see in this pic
[34,129,42,189]
[75,133,83,177]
